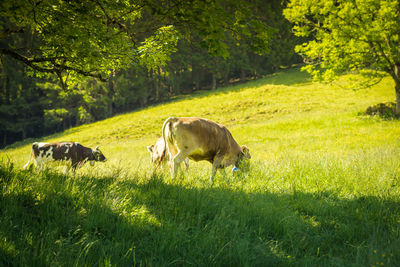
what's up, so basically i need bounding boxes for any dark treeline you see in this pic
[0,0,302,148]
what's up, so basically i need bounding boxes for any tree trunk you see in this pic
[192,64,200,91]
[108,70,116,116]
[211,73,216,90]
[393,65,400,117]
[22,128,26,140]
[155,68,160,101]
[5,74,10,104]
[224,73,229,86]
[3,133,7,147]
[170,71,178,95]
[240,69,246,81]
[396,83,400,117]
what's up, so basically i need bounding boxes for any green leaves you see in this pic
[1,0,139,84]
[1,0,272,88]
[137,25,180,70]
[284,0,400,82]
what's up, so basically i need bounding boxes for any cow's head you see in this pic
[92,146,107,163]
[147,140,166,167]
[147,144,165,164]
[241,145,251,159]
[147,145,156,163]
[234,145,251,171]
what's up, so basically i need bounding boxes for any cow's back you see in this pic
[64,142,91,162]
[153,137,167,163]
[34,142,88,161]
[170,117,241,162]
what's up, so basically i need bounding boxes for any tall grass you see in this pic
[1,68,400,266]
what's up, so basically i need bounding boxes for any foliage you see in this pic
[137,25,180,70]
[0,53,46,145]
[0,0,303,147]
[283,0,400,114]
[364,102,397,119]
[1,69,400,266]
[0,0,272,88]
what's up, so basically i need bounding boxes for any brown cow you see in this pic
[147,137,189,169]
[162,117,251,182]
[23,142,107,171]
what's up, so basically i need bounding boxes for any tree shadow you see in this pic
[1,167,399,266]
[123,176,400,266]
[360,102,399,120]
[4,126,98,150]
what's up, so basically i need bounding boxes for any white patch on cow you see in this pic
[34,147,55,168]
[65,146,69,154]
[75,142,80,146]
[60,155,72,164]
[45,147,53,158]
[37,142,47,148]
[36,159,42,167]
[35,153,50,169]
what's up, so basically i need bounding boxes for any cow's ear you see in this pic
[147,145,153,152]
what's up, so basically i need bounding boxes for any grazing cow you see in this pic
[162,117,251,183]
[147,137,189,169]
[23,142,107,171]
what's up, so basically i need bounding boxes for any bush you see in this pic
[364,102,397,119]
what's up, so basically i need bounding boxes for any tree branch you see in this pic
[0,48,107,82]
[0,48,57,73]
[0,28,24,40]
[91,0,137,46]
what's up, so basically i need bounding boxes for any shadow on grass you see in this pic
[1,165,398,266]
[3,126,97,150]
[360,102,399,121]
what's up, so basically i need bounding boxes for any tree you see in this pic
[283,0,400,115]
[0,53,46,146]
[1,0,305,147]
[0,0,271,89]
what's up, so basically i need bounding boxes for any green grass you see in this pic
[1,68,400,266]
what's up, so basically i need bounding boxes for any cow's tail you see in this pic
[23,142,37,169]
[161,117,177,160]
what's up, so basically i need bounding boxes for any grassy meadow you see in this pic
[1,68,400,266]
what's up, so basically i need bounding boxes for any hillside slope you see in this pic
[2,68,399,168]
[1,68,400,266]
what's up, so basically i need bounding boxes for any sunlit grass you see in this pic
[1,68,400,266]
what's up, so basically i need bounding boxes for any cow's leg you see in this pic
[35,158,44,171]
[70,161,79,175]
[171,151,187,179]
[167,145,178,178]
[210,166,217,183]
[63,165,70,174]
[210,156,223,184]
[155,159,163,170]
[183,158,189,170]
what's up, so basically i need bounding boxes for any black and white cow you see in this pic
[23,142,107,171]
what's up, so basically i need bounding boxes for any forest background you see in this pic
[0,0,302,147]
